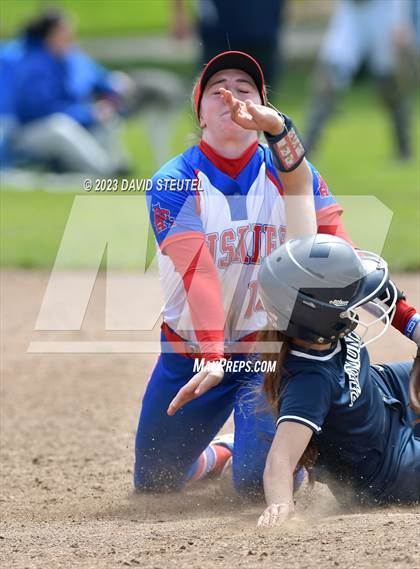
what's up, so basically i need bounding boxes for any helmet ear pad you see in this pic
[289,290,359,343]
[261,283,359,344]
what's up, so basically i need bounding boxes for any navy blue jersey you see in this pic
[278,332,419,501]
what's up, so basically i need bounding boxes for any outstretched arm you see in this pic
[258,421,312,527]
[164,235,226,416]
[219,88,317,240]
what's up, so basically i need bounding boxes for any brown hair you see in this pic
[190,76,205,140]
[191,76,200,119]
[258,329,319,481]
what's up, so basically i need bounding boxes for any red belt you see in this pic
[161,322,258,359]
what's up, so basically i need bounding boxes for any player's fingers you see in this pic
[245,101,265,121]
[242,101,262,125]
[219,87,234,106]
[194,371,223,396]
[257,514,266,527]
[257,510,270,527]
[260,504,290,527]
[268,504,280,527]
[167,370,206,415]
[244,99,259,115]
[167,388,195,415]
[167,392,191,415]
[230,99,242,118]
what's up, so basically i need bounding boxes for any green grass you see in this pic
[1,72,419,270]
[0,0,330,39]
[0,0,188,38]
[311,96,419,271]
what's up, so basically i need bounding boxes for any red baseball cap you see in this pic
[194,50,266,117]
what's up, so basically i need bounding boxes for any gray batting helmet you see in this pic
[258,234,394,344]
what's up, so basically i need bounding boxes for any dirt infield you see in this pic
[1,269,419,569]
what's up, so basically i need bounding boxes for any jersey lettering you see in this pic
[206,232,218,261]
[250,224,263,264]
[245,280,265,318]
[344,332,362,406]
[214,224,284,269]
[265,225,277,256]
[219,229,240,268]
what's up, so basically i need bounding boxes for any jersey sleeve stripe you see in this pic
[289,342,342,361]
[316,202,343,218]
[276,415,322,433]
[316,203,355,247]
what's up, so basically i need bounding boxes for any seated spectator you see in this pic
[1,10,131,176]
[0,39,24,167]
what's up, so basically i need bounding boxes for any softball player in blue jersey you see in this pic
[256,234,420,527]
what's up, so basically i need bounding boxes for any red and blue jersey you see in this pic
[148,142,344,343]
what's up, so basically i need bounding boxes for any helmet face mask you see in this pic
[339,259,398,347]
[258,236,397,348]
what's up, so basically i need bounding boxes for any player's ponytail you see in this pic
[258,329,318,480]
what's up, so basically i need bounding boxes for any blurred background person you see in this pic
[0,33,23,169]
[172,0,286,90]
[304,0,417,160]
[1,10,134,176]
[0,9,186,177]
